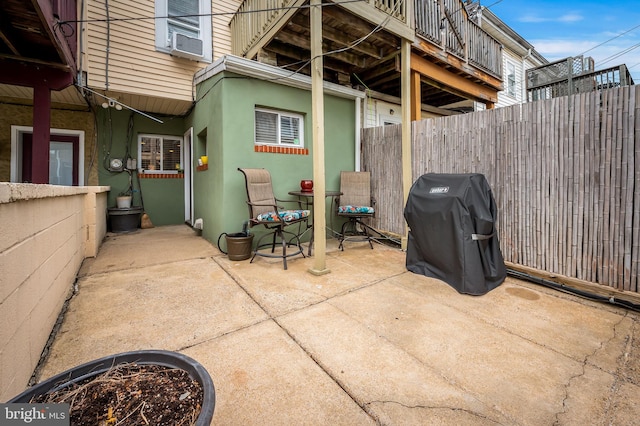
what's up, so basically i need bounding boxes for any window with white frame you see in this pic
[138,134,183,173]
[507,61,517,97]
[255,108,304,147]
[155,0,212,61]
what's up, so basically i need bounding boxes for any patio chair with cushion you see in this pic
[336,171,376,250]
[238,168,310,269]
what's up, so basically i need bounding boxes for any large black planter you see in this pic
[8,350,215,425]
[108,206,143,233]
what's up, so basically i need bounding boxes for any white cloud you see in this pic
[518,12,583,24]
[519,14,548,23]
[558,14,583,23]
[530,39,594,57]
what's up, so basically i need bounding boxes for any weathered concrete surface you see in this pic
[25,225,640,425]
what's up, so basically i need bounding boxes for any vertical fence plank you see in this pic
[600,89,612,285]
[633,86,640,292]
[621,86,632,290]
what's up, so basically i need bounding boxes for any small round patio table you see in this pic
[288,190,342,255]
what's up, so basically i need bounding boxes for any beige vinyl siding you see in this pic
[86,0,209,102]
[363,97,378,128]
[212,0,241,59]
[496,50,524,108]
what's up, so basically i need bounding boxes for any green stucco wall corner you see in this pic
[190,71,357,247]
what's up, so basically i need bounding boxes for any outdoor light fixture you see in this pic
[101,98,122,110]
[80,85,164,123]
[440,18,446,40]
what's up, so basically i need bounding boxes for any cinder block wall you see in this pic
[0,183,109,401]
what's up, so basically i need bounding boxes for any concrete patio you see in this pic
[33,225,639,425]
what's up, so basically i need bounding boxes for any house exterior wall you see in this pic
[189,72,357,243]
[363,99,402,128]
[213,1,242,60]
[86,0,199,101]
[496,49,526,108]
[362,98,445,128]
[0,102,98,185]
[94,108,186,226]
[84,0,240,102]
[0,184,109,401]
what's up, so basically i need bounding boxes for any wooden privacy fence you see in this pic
[361,85,640,293]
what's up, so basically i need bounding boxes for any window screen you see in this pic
[255,108,303,146]
[507,62,516,97]
[168,0,200,39]
[139,135,182,172]
[255,110,278,145]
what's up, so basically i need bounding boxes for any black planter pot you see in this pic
[8,350,215,425]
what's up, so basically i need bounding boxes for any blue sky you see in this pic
[486,0,640,83]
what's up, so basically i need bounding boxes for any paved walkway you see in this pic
[37,225,639,425]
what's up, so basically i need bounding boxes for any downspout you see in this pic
[355,97,361,171]
[77,0,85,87]
[522,48,531,102]
[104,0,110,90]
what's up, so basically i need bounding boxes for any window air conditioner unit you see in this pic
[171,33,204,61]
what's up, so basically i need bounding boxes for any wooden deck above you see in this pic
[0,0,77,89]
[230,0,503,110]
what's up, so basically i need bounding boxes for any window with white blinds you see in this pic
[255,108,304,147]
[138,134,183,173]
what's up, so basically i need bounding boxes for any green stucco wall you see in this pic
[95,108,186,227]
[189,72,357,245]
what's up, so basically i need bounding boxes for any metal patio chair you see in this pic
[238,168,310,269]
[336,171,376,250]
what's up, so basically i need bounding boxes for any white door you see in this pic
[183,128,194,224]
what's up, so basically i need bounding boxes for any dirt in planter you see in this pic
[31,363,203,426]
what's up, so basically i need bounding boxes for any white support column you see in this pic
[355,97,362,171]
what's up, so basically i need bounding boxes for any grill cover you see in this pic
[404,173,506,295]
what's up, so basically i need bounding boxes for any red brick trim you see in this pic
[139,172,184,179]
[254,145,308,155]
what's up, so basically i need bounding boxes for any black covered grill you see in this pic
[404,173,506,295]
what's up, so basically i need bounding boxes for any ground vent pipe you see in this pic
[506,269,640,313]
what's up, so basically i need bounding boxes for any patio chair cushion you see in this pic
[256,209,310,222]
[338,205,375,214]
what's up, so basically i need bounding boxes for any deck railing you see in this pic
[526,57,635,101]
[230,0,407,57]
[230,0,501,79]
[414,0,502,78]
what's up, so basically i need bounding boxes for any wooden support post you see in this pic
[309,0,329,275]
[410,70,421,121]
[32,84,52,184]
[401,40,412,250]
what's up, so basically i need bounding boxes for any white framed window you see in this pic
[155,0,212,61]
[138,134,183,173]
[507,61,517,97]
[255,108,304,147]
